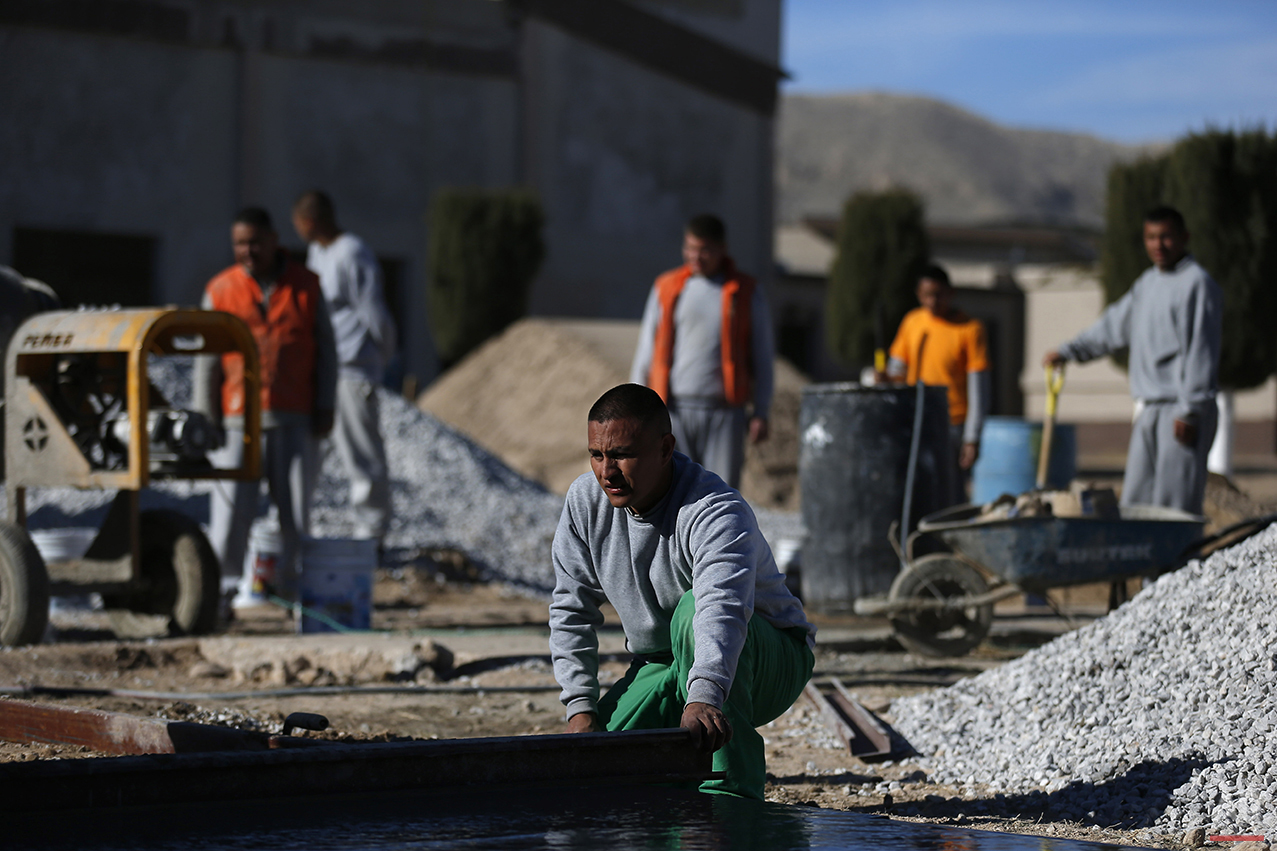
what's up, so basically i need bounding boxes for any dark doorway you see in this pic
[12,227,156,308]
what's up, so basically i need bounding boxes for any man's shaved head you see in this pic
[293,190,337,228]
[589,384,672,436]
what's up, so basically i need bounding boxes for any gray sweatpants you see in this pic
[1122,401,1216,515]
[332,377,390,540]
[207,423,318,598]
[669,399,746,489]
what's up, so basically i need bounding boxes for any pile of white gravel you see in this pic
[10,358,565,592]
[892,525,1277,837]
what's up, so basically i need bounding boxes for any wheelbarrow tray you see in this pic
[915,503,1205,594]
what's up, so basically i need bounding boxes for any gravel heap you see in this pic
[13,357,565,592]
[892,526,1277,837]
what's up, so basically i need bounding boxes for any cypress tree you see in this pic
[825,189,931,368]
[1102,130,1277,390]
[427,189,546,370]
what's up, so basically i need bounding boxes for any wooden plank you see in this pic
[0,699,321,755]
[803,680,894,761]
[0,729,716,812]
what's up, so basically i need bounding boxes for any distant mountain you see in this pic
[777,92,1155,228]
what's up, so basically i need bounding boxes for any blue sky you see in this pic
[782,0,1277,144]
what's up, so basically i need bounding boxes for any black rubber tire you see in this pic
[0,520,50,647]
[106,509,220,640]
[888,553,993,658]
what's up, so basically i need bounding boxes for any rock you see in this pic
[187,661,229,679]
[197,635,456,686]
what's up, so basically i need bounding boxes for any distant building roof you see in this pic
[777,219,1100,279]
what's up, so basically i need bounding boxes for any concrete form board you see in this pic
[0,728,715,812]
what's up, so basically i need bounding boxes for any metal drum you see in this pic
[798,383,954,611]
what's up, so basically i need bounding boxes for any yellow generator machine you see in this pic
[1,308,260,645]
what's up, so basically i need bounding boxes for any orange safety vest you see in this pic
[205,258,320,417]
[647,260,754,407]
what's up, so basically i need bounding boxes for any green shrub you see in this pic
[427,189,546,369]
[825,189,931,368]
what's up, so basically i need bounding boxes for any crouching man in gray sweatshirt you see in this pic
[550,383,815,799]
[1045,205,1222,515]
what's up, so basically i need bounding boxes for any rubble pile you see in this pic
[893,526,1277,837]
[16,358,565,592]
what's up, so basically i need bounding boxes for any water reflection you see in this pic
[11,785,1152,850]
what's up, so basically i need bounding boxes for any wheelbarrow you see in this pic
[854,502,1215,657]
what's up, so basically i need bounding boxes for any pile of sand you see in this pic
[417,318,807,509]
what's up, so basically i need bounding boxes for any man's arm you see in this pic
[748,285,774,439]
[549,499,608,725]
[630,285,661,386]
[349,245,397,364]
[1046,286,1137,365]
[311,295,338,437]
[1174,276,1224,444]
[961,370,990,469]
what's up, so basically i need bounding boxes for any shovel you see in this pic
[1036,364,1066,489]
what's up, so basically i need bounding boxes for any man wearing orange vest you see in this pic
[195,207,338,609]
[630,214,774,490]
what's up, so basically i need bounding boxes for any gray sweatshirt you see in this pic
[1058,256,1222,422]
[630,273,775,420]
[550,453,814,719]
[307,233,397,382]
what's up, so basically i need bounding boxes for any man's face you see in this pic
[291,213,318,244]
[232,222,278,278]
[682,233,726,278]
[588,417,675,515]
[917,277,953,318]
[1143,220,1189,272]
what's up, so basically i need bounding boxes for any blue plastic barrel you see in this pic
[971,416,1077,504]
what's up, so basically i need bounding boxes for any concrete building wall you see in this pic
[0,27,239,306]
[522,17,774,320]
[240,53,518,381]
[637,0,782,64]
[2,0,781,384]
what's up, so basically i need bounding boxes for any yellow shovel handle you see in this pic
[1044,364,1065,418]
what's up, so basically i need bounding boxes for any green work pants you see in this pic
[596,590,814,799]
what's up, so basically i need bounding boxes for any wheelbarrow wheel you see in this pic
[888,553,992,657]
[0,521,49,647]
[106,510,221,640]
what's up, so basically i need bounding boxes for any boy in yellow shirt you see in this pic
[882,265,990,500]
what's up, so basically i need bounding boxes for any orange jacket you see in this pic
[205,259,322,417]
[647,260,755,407]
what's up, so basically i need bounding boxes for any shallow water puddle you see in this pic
[13,786,1153,850]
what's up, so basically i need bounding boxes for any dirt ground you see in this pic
[0,569,1208,850]
[4,474,1274,849]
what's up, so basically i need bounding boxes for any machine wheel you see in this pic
[888,553,993,657]
[106,510,220,639]
[0,521,49,646]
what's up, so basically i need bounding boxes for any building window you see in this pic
[11,227,156,308]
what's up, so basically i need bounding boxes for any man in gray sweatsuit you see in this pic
[550,383,814,799]
[292,190,396,545]
[1045,206,1222,514]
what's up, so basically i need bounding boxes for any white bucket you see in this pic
[30,527,98,563]
[298,538,376,633]
[32,528,99,614]
[234,522,285,609]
